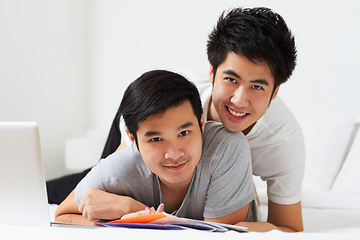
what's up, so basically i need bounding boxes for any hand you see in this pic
[236,221,280,232]
[121,203,165,220]
[79,188,146,221]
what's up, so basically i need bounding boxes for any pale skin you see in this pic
[55,101,250,226]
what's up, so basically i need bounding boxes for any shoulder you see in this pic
[198,122,252,179]
[100,144,140,167]
[197,124,255,219]
[203,121,248,148]
[94,144,150,183]
[247,97,305,166]
[74,144,151,205]
[247,97,303,145]
[265,97,301,131]
[247,98,305,203]
[201,121,250,169]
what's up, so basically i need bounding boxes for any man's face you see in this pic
[209,52,279,134]
[127,100,204,187]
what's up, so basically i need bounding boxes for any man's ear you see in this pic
[272,85,280,100]
[209,64,215,84]
[126,128,137,147]
[200,113,205,134]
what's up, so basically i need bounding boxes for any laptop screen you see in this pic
[0,122,50,226]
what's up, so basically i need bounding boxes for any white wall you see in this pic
[1,0,360,179]
[0,0,90,178]
[278,0,360,123]
[89,0,360,127]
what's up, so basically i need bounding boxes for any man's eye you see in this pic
[150,137,162,142]
[252,85,263,90]
[179,130,189,137]
[226,77,237,83]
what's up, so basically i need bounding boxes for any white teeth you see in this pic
[228,107,247,117]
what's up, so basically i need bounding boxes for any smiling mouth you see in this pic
[163,162,187,171]
[227,106,248,117]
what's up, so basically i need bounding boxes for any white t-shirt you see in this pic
[186,73,305,205]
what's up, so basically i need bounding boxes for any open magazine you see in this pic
[97,213,247,232]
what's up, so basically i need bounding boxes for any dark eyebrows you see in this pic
[223,69,269,86]
[250,79,269,86]
[144,131,161,137]
[179,121,193,130]
[223,69,241,79]
[143,121,194,137]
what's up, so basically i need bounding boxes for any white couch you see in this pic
[255,113,360,232]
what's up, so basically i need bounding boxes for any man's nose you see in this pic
[231,86,250,108]
[164,142,185,160]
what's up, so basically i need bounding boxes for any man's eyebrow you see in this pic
[223,69,241,79]
[250,79,269,86]
[178,122,193,130]
[144,122,194,137]
[223,69,269,86]
[144,131,161,137]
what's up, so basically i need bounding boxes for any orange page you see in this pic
[108,213,168,224]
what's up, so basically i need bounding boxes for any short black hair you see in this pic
[119,70,203,145]
[207,7,297,90]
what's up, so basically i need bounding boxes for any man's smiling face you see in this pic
[127,100,204,187]
[209,52,279,135]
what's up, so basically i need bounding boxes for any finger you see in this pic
[82,204,87,219]
[79,198,85,213]
[156,203,165,213]
[121,209,147,220]
[84,206,97,221]
[121,212,137,220]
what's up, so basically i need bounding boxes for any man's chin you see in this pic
[222,121,246,133]
[220,113,257,134]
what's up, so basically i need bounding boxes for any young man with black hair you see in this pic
[51,7,305,232]
[199,7,304,232]
[55,70,256,226]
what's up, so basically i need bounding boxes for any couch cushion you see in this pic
[301,113,355,190]
[332,125,360,194]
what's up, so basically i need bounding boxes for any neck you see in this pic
[207,97,220,122]
[159,178,191,213]
[242,122,256,136]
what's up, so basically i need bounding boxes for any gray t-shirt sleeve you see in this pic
[74,144,154,207]
[74,157,108,207]
[201,122,255,219]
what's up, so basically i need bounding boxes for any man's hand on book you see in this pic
[79,188,147,221]
[121,203,165,220]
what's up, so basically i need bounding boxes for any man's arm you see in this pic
[237,201,303,232]
[204,203,249,225]
[267,200,303,232]
[55,189,96,226]
[55,188,147,226]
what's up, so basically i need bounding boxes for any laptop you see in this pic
[0,122,50,227]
